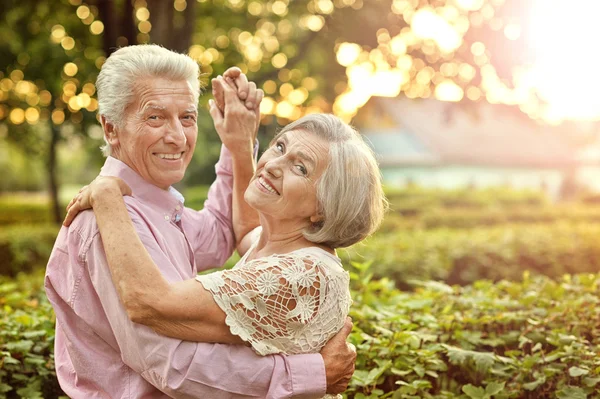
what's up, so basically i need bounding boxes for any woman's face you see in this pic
[245,129,330,224]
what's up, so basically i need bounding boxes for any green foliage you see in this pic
[346,262,600,398]
[0,198,53,226]
[7,264,600,398]
[0,225,58,276]
[342,222,600,289]
[0,269,64,398]
[385,187,548,217]
[409,205,600,230]
[179,185,210,210]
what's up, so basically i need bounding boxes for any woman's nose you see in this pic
[264,159,282,178]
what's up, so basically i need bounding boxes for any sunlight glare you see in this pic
[526,0,600,121]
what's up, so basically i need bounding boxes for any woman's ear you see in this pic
[101,115,119,147]
[310,214,324,224]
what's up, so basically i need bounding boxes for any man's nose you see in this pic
[164,120,187,146]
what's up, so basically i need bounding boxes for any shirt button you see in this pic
[164,215,170,221]
[175,205,181,211]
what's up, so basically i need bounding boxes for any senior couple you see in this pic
[45,44,386,398]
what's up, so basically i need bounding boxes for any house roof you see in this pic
[360,98,580,168]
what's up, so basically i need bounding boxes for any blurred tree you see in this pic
[2,0,565,221]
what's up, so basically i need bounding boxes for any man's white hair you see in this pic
[96,44,201,157]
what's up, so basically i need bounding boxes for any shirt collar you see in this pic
[99,156,185,217]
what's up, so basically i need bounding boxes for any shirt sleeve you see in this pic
[196,254,349,357]
[84,207,326,399]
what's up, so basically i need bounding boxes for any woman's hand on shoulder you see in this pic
[63,177,132,227]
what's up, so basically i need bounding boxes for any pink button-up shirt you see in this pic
[45,146,326,399]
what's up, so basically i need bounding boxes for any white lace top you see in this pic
[196,232,352,357]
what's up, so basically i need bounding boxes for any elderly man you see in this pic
[45,45,355,398]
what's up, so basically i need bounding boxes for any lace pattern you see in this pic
[196,249,351,356]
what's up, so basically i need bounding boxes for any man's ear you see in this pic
[100,115,119,147]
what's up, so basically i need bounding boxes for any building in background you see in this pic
[355,97,600,199]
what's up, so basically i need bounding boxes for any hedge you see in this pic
[6,265,600,398]
[342,222,600,289]
[0,225,59,277]
[346,262,600,398]
[0,201,52,226]
[385,187,548,216]
[0,269,64,399]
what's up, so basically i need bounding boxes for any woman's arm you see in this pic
[81,179,243,344]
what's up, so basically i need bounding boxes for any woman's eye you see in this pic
[296,165,307,175]
[276,142,284,152]
[148,115,159,120]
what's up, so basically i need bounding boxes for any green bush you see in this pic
[342,222,600,289]
[378,205,600,232]
[180,185,210,210]
[347,262,600,398]
[6,265,600,398]
[415,205,600,229]
[385,187,548,216]
[0,225,59,277]
[0,200,53,226]
[0,269,64,399]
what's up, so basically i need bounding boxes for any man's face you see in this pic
[109,77,198,189]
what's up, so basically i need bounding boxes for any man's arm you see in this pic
[84,206,328,398]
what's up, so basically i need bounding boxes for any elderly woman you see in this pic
[65,81,386,383]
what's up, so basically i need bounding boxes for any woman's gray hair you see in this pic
[96,44,201,156]
[273,114,388,248]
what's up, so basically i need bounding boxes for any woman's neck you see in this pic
[248,215,333,260]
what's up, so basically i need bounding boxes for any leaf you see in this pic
[556,386,587,399]
[473,352,495,373]
[485,381,505,395]
[4,340,34,353]
[523,377,545,391]
[583,377,600,387]
[569,366,590,377]
[21,330,46,339]
[445,345,469,365]
[462,384,487,399]
[0,383,12,393]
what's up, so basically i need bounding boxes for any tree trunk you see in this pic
[96,0,118,56]
[121,0,137,47]
[48,124,61,224]
[172,0,195,53]
[148,0,174,48]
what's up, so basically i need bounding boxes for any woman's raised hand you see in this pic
[208,74,263,156]
[212,67,260,112]
[63,176,132,227]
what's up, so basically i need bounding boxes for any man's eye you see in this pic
[148,115,159,120]
[182,115,196,121]
[276,142,284,152]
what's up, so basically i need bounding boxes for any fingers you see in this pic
[208,99,224,126]
[222,67,242,81]
[234,73,249,100]
[254,88,264,116]
[340,317,353,337]
[63,197,81,227]
[211,78,225,113]
[245,82,257,110]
